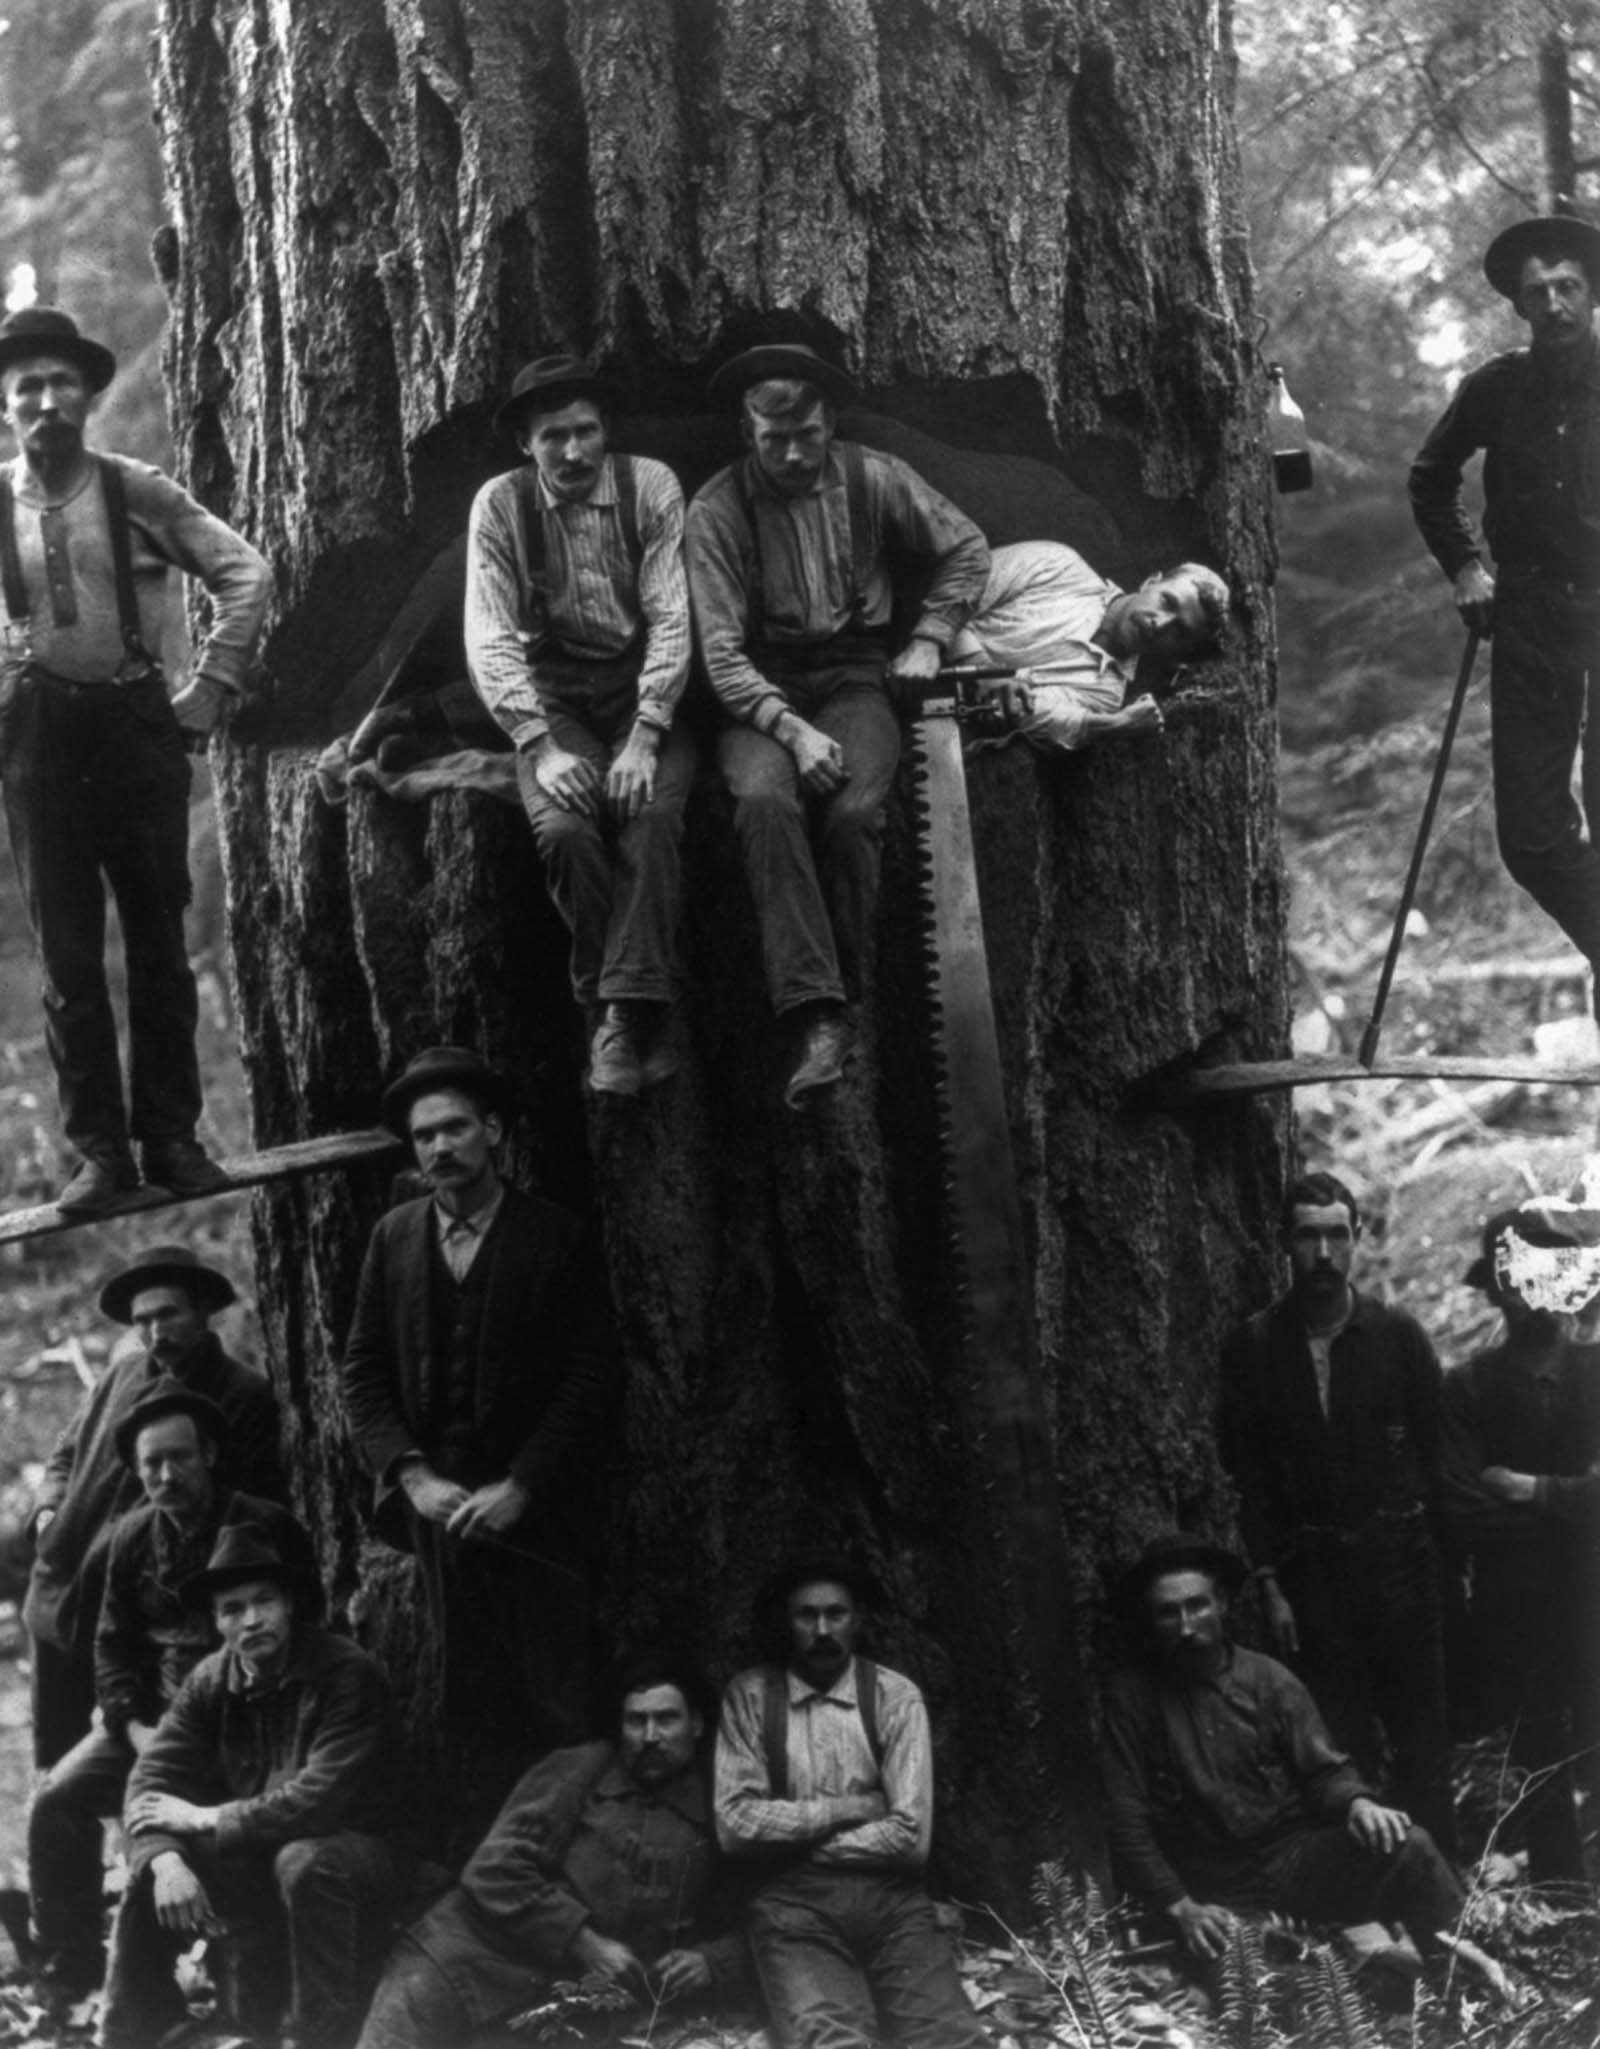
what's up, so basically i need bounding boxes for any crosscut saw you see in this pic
[911,668,1101,1867]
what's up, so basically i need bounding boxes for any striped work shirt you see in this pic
[950,539,1131,752]
[463,453,691,748]
[714,1655,932,1872]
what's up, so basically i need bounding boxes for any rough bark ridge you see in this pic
[153,0,1290,1899]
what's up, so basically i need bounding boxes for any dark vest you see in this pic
[425,1209,507,1481]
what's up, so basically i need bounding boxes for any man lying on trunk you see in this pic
[952,542,1228,753]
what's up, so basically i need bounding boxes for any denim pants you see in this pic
[1489,584,1600,973]
[0,663,201,1158]
[515,662,696,1007]
[1193,1823,1464,1957]
[717,662,901,1015]
[101,1831,403,2049]
[27,1725,134,1989]
[1278,1518,1456,1860]
[746,1867,985,2049]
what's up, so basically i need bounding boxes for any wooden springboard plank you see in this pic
[1149,1053,1600,1104]
[0,1129,402,1247]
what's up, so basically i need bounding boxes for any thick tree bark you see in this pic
[153,0,1289,1901]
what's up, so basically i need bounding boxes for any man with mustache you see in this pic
[465,354,695,1096]
[713,1552,985,2049]
[356,1651,743,2048]
[1100,1535,1480,1980]
[1218,1172,1454,1858]
[342,1046,617,1830]
[24,1245,282,1777]
[687,345,990,1106]
[25,1383,313,2011]
[101,1525,402,2049]
[1442,1205,1600,1881]
[1410,217,1600,1011]
[0,305,272,1212]
[949,543,1229,754]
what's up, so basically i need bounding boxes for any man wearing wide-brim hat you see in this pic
[713,1547,987,2049]
[1441,1200,1600,1882]
[0,304,274,1213]
[26,1378,313,2009]
[103,1524,403,2049]
[464,351,696,1096]
[1099,1532,1490,1988]
[22,1242,282,1775]
[686,342,991,1106]
[1410,216,1600,1019]
[343,1044,618,1833]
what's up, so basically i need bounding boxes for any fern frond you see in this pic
[1300,1942,1382,2049]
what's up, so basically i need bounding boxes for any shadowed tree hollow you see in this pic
[152,0,1291,1901]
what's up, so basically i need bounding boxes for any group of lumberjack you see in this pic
[2,200,1598,2042]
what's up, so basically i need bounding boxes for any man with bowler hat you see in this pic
[342,1046,617,1818]
[1099,1534,1476,1977]
[102,1524,402,2049]
[714,1549,985,2049]
[686,344,990,1105]
[465,353,696,1095]
[0,304,273,1212]
[24,1243,281,1772]
[26,1381,313,2008]
[1410,217,1600,1005]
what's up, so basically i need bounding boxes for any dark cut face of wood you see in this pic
[154,0,1286,1902]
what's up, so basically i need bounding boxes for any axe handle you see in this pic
[1358,628,1481,1069]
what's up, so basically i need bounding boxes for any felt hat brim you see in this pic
[379,1048,516,1137]
[1116,1536,1248,1614]
[707,345,858,408]
[0,329,116,394]
[1484,216,1600,301]
[493,373,619,441]
[99,1257,237,1326]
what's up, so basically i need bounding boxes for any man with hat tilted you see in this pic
[23,1243,282,1778]
[0,305,273,1212]
[342,1046,617,1828]
[465,353,695,1095]
[26,1381,315,2010]
[1441,1204,1600,1881]
[1099,1533,1490,1986]
[686,345,990,1105]
[1410,216,1600,1013]
[713,1549,986,2049]
[101,1524,403,2049]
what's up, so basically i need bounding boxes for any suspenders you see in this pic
[515,453,642,650]
[0,457,158,668]
[736,441,875,635]
[761,1655,884,1798]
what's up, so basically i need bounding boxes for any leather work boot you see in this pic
[784,1002,857,1108]
[138,1137,232,1199]
[588,1003,646,1097]
[55,1146,140,1216]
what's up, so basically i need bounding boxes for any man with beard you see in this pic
[687,345,990,1105]
[1442,1206,1600,1881]
[464,355,695,1095]
[1218,1172,1454,1856]
[356,1651,744,2048]
[342,1046,616,1827]
[0,305,272,1212]
[1410,217,1600,1009]
[1100,1535,1482,1978]
[713,1552,985,2049]
[26,1382,312,2008]
[102,1525,403,2049]
[24,1245,282,1776]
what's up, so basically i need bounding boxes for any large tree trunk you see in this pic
[152,0,1289,1901]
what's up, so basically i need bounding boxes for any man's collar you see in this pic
[592,1756,709,1823]
[434,1179,506,1235]
[225,1624,318,1696]
[535,454,617,511]
[787,1654,858,1707]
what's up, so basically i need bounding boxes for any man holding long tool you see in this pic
[1410,216,1600,1011]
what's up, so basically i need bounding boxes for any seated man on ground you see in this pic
[949,542,1227,753]
[357,1649,744,2048]
[714,1551,986,2049]
[101,1525,404,2049]
[26,1381,314,2009]
[1099,1533,1497,1987]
